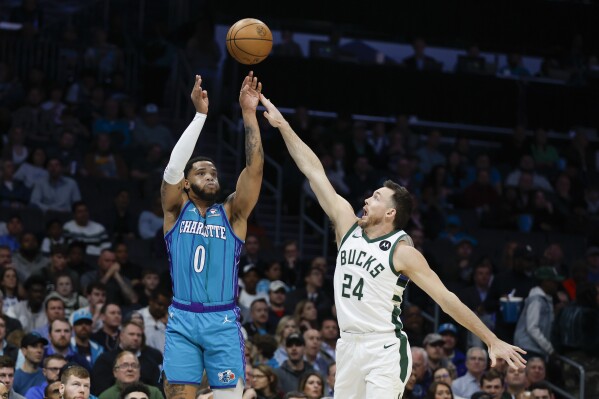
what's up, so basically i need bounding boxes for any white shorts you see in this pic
[335,331,412,399]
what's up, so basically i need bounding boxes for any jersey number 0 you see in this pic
[194,245,206,272]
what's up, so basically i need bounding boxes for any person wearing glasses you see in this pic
[24,354,67,399]
[451,348,488,399]
[98,351,162,399]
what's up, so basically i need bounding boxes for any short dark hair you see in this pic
[71,200,87,214]
[0,355,15,369]
[184,156,215,178]
[529,381,553,393]
[284,391,308,399]
[43,354,67,368]
[24,275,46,291]
[86,281,107,295]
[100,302,121,314]
[383,180,412,229]
[120,382,151,399]
[480,369,503,386]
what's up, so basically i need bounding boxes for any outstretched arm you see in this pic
[260,95,356,240]
[225,72,264,238]
[161,75,209,233]
[394,244,527,369]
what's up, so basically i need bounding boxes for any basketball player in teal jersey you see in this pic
[161,73,264,399]
[259,94,527,399]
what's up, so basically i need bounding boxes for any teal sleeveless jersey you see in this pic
[164,201,243,304]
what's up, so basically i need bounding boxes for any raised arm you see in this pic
[394,244,527,369]
[260,95,356,240]
[161,75,209,233]
[225,72,264,238]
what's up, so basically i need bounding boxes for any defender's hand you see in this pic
[239,71,262,112]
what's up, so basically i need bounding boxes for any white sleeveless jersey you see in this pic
[334,223,410,334]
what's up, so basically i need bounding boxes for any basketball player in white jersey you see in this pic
[259,95,526,399]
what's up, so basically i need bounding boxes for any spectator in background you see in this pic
[239,234,268,275]
[243,298,271,340]
[266,280,288,330]
[530,129,559,172]
[461,169,500,211]
[0,159,31,208]
[30,157,82,213]
[423,333,455,379]
[35,244,80,294]
[524,357,546,388]
[80,249,137,306]
[137,196,163,240]
[273,316,299,367]
[410,346,430,399]
[132,104,173,152]
[528,382,554,399]
[0,317,19,363]
[478,369,505,399]
[12,88,54,146]
[514,266,564,359]
[0,217,22,253]
[499,53,531,77]
[505,155,553,193]
[91,320,162,396]
[438,323,466,377]
[31,295,65,340]
[46,130,84,177]
[451,347,488,399]
[1,127,29,167]
[99,190,137,242]
[13,332,46,395]
[138,290,169,354]
[40,221,66,256]
[70,282,106,333]
[425,381,454,399]
[97,351,163,399]
[12,232,47,283]
[298,371,324,399]
[92,98,130,149]
[273,29,304,57]
[63,202,111,257]
[91,303,121,352]
[82,133,129,180]
[83,27,123,81]
[402,37,442,71]
[0,355,26,399]
[133,269,160,308]
[274,333,313,394]
[6,275,46,332]
[14,148,48,190]
[416,130,446,175]
[303,328,330,378]
[23,354,67,399]
[251,364,283,399]
[48,273,87,319]
[185,18,221,92]
[69,309,104,369]
[503,367,527,398]
[285,266,333,322]
[58,364,91,399]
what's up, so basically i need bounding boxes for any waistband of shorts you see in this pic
[171,298,236,313]
[340,330,395,340]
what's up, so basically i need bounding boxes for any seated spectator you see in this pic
[416,130,446,175]
[80,249,137,306]
[98,190,138,242]
[505,155,553,193]
[24,354,67,399]
[30,157,82,213]
[119,382,152,399]
[84,28,123,81]
[13,332,46,395]
[274,333,314,394]
[451,347,488,399]
[530,190,561,232]
[0,159,31,208]
[303,328,331,378]
[0,215,23,253]
[98,351,163,399]
[425,381,454,399]
[132,104,173,152]
[266,280,288,331]
[40,220,66,256]
[90,302,122,352]
[58,364,91,399]
[251,364,284,399]
[48,273,88,318]
[524,357,546,388]
[437,323,466,377]
[272,29,304,57]
[243,298,271,339]
[1,127,29,167]
[69,309,104,369]
[461,169,500,211]
[46,130,84,177]
[503,367,527,398]
[133,269,160,307]
[402,37,442,71]
[499,53,531,77]
[138,290,170,354]
[63,202,111,257]
[6,275,45,333]
[32,295,65,340]
[35,244,80,294]
[12,87,54,147]
[285,266,333,322]
[82,133,128,180]
[69,283,107,333]
[13,147,49,189]
[530,129,559,172]
[273,316,299,367]
[12,232,48,282]
[0,317,19,363]
[91,321,162,396]
[0,355,25,399]
[298,371,325,399]
[92,99,130,149]
[479,369,505,399]
[137,196,163,240]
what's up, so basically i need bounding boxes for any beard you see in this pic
[190,183,220,202]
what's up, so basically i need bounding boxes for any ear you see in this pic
[386,208,396,219]
[59,383,65,396]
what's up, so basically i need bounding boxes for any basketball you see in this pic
[226,18,272,65]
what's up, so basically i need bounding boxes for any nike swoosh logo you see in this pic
[384,343,398,349]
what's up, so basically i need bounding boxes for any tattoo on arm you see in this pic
[244,126,264,166]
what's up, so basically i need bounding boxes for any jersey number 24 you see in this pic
[341,273,364,300]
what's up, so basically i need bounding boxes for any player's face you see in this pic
[186,161,220,202]
[359,187,395,229]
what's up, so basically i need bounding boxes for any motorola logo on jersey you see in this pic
[379,240,391,251]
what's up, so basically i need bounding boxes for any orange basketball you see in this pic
[226,18,272,65]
